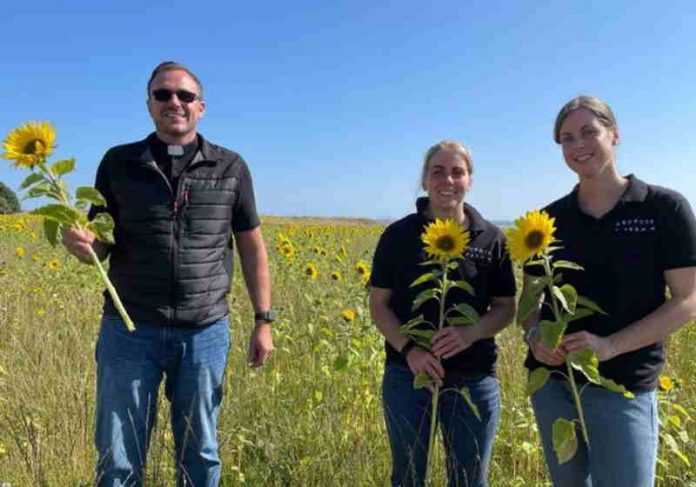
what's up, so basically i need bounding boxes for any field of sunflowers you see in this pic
[1,213,694,486]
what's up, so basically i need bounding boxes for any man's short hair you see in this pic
[146,61,204,98]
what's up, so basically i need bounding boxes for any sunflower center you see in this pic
[525,230,544,249]
[23,139,42,155]
[435,235,456,252]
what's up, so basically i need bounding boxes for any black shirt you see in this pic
[525,175,696,392]
[147,133,200,189]
[371,198,516,383]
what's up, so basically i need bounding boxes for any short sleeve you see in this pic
[231,159,261,232]
[658,192,696,270]
[488,236,517,297]
[370,226,396,289]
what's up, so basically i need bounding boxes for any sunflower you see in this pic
[420,219,469,261]
[355,261,370,276]
[505,210,557,263]
[342,308,356,322]
[15,247,25,258]
[278,242,295,258]
[658,374,675,392]
[330,270,343,281]
[46,258,60,271]
[304,263,318,280]
[2,121,56,168]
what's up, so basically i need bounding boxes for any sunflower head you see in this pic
[420,218,469,261]
[505,210,557,263]
[278,242,295,258]
[342,308,356,322]
[304,263,318,280]
[330,270,342,281]
[658,374,675,392]
[46,258,60,271]
[355,261,370,276]
[2,121,56,169]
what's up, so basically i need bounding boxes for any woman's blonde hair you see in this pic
[420,140,473,190]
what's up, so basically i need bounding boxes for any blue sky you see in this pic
[2,1,695,221]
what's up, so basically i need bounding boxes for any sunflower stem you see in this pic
[424,259,449,486]
[542,255,590,448]
[85,239,136,333]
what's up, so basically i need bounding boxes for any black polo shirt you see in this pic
[525,175,696,392]
[371,198,516,383]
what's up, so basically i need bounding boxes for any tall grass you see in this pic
[0,214,693,485]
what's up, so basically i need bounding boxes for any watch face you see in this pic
[255,310,275,322]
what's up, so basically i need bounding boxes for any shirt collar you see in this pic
[569,174,649,213]
[415,197,486,235]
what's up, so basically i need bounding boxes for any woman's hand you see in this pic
[431,326,481,359]
[529,333,566,366]
[405,347,444,387]
[562,331,617,361]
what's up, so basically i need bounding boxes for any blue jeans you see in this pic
[531,377,658,487]
[382,363,500,487]
[95,315,231,487]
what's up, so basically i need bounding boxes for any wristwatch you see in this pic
[254,310,275,324]
[523,324,539,345]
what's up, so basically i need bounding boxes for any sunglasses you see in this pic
[151,89,200,103]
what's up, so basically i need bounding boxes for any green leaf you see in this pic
[552,418,578,465]
[558,284,577,314]
[50,158,75,176]
[412,335,432,349]
[552,260,584,271]
[446,316,476,326]
[564,308,594,323]
[43,219,60,247]
[664,433,691,467]
[516,276,548,325]
[447,261,459,270]
[459,387,481,421]
[87,212,115,245]
[547,245,564,253]
[539,320,567,349]
[412,288,439,311]
[598,376,634,398]
[451,280,475,296]
[410,271,440,288]
[75,186,106,207]
[551,285,570,313]
[401,315,427,332]
[19,172,45,190]
[568,349,601,384]
[450,303,480,325]
[32,204,82,225]
[576,296,608,315]
[413,372,432,389]
[527,367,550,396]
[22,181,55,201]
[407,328,435,342]
[673,404,692,420]
[333,355,349,371]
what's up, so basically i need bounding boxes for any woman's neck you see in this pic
[577,172,629,219]
[427,204,467,227]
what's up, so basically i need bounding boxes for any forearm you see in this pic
[370,301,411,352]
[475,298,516,340]
[236,230,272,313]
[608,293,696,357]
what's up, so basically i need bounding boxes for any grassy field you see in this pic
[0,214,694,486]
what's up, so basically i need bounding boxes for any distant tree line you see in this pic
[0,182,20,214]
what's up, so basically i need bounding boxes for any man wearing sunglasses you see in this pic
[62,61,274,486]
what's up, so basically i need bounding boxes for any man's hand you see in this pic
[431,325,481,359]
[247,322,274,367]
[529,334,566,366]
[405,346,444,387]
[61,226,96,264]
[562,331,617,362]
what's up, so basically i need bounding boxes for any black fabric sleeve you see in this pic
[231,159,261,232]
[488,236,517,297]
[370,226,396,289]
[87,151,118,223]
[658,191,696,270]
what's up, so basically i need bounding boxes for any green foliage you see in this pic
[552,418,578,465]
[0,182,21,214]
